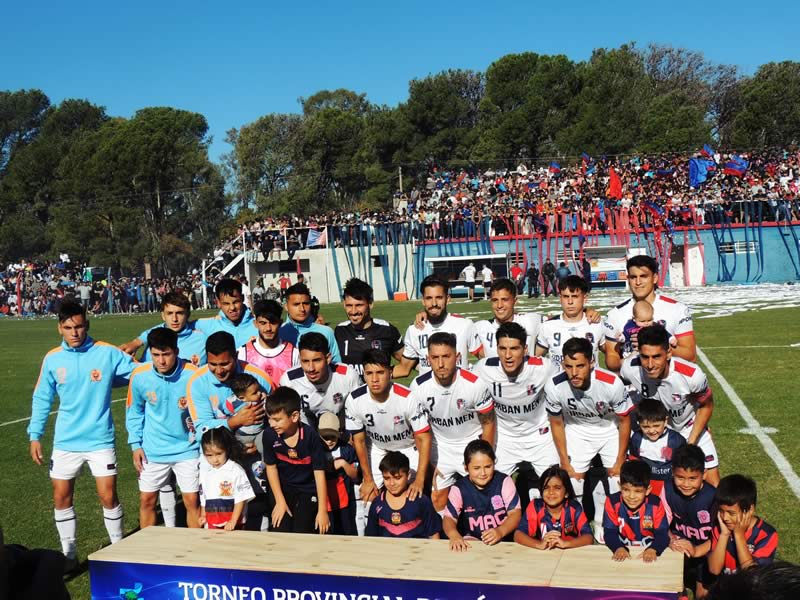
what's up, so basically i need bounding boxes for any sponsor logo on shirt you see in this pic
[491,495,504,510]
[698,510,711,524]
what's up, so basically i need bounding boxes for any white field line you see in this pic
[697,346,800,500]
[0,397,125,428]
[700,345,798,349]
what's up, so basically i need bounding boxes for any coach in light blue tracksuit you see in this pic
[126,328,201,528]
[196,278,258,348]
[28,300,136,563]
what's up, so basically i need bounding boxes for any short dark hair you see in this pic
[298,332,330,355]
[627,255,659,274]
[286,282,311,300]
[428,332,457,349]
[621,460,651,488]
[215,278,242,299]
[420,274,449,295]
[58,299,86,323]
[229,373,259,396]
[252,299,282,322]
[266,386,302,416]
[378,450,410,476]
[637,398,668,423]
[637,324,671,350]
[562,337,593,361]
[362,349,391,369]
[206,331,236,356]
[464,438,496,465]
[161,291,190,312]
[343,278,373,303]
[558,275,588,294]
[147,327,178,352]
[716,474,757,512]
[495,321,527,345]
[672,444,706,473]
[490,278,517,297]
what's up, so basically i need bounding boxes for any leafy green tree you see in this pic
[0,89,50,175]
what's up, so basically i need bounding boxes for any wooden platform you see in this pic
[90,527,683,597]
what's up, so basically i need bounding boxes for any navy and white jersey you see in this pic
[621,356,711,433]
[410,368,493,446]
[536,315,604,365]
[604,293,693,351]
[472,355,557,439]
[445,472,520,539]
[518,498,592,541]
[280,363,362,424]
[335,319,403,376]
[402,313,481,375]
[365,491,440,538]
[475,313,543,359]
[712,518,778,574]
[344,383,430,451]
[660,481,717,544]
[545,367,633,434]
[262,423,328,494]
[628,429,687,494]
[603,493,669,554]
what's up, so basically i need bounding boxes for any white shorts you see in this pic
[431,443,467,490]
[138,457,200,493]
[495,428,558,476]
[565,426,620,473]
[369,445,419,488]
[50,448,117,480]
[678,427,719,469]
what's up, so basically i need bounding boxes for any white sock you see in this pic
[103,504,124,544]
[159,485,177,527]
[356,500,368,537]
[261,516,270,531]
[54,507,77,559]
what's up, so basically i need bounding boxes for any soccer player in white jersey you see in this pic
[410,332,496,511]
[604,255,696,371]
[620,325,720,486]
[393,275,481,378]
[280,332,361,426]
[345,349,432,503]
[545,337,633,533]
[535,275,605,365]
[474,278,544,359]
[472,322,558,487]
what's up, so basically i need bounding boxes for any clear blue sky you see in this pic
[4,1,796,161]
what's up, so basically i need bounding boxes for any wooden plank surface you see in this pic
[550,545,684,593]
[89,527,682,592]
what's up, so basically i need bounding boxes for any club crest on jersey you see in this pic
[219,481,233,497]
[491,495,504,510]
[697,510,711,524]
[585,333,595,344]
[333,393,344,405]
[660,447,673,461]
[672,394,683,404]
[391,511,402,525]
[595,401,607,414]
[393,416,404,425]
[371,340,383,349]
[287,448,299,460]
[90,369,102,382]
[527,384,536,396]
[191,354,200,366]
[56,367,67,384]
[456,398,465,410]
[185,416,195,433]
[641,515,654,529]
[178,396,188,409]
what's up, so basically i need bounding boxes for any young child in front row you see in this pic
[198,428,256,530]
[317,411,361,536]
[443,439,521,552]
[708,474,778,577]
[660,444,717,599]
[262,386,330,534]
[628,399,687,496]
[514,465,593,550]
[365,451,440,539]
[603,460,669,562]
[224,373,268,456]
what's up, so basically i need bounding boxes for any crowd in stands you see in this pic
[214,148,800,261]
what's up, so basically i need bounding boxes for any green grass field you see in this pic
[1,291,798,598]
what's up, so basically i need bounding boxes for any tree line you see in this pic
[2,43,799,271]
